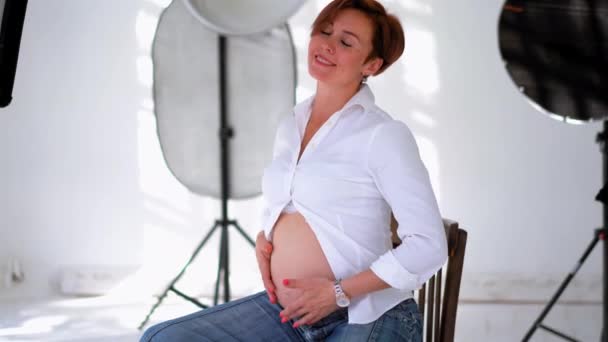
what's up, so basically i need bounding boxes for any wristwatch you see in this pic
[333,279,350,308]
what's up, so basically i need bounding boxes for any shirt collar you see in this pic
[293,83,375,120]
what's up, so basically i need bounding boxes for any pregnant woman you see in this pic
[141,0,447,341]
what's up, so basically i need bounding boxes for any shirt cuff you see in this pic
[370,250,420,291]
[260,206,276,242]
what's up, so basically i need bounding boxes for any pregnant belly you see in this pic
[270,212,335,308]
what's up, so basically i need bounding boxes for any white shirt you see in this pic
[260,84,448,324]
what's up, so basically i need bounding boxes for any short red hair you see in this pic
[311,0,405,76]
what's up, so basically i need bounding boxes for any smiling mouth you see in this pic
[315,54,336,66]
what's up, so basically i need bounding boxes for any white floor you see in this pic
[0,295,197,342]
[0,295,602,341]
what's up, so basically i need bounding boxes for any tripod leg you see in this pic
[211,221,255,306]
[522,233,600,341]
[214,224,227,306]
[224,222,231,303]
[203,219,256,307]
[138,284,171,330]
[138,221,220,330]
[232,221,255,247]
[604,228,607,342]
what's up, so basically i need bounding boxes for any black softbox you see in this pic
[0,0,28,108]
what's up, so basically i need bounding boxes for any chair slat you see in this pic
[419,285,426,326]
[426,276,435,342]
[434,268,442,342]
[439,229,467,342]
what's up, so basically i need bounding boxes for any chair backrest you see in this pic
[390,216,468,342]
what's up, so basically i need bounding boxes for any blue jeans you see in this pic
[140,291,422,342]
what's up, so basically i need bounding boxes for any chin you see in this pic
[310,74,330,83]
[308,67,330,83]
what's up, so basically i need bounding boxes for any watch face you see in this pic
[337,295,350,308]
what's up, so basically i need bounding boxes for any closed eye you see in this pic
[320,30,351,47]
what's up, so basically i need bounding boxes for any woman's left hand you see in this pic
[279,277,339,327]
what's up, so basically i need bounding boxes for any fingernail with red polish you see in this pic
[281,317,288,323]
[293,322,300,328]
[282,279,289,286]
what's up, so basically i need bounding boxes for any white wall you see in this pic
[1,0,602,340]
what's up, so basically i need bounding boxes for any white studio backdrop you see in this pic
[0,2,602,339]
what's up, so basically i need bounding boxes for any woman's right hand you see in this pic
[255,230,277,304]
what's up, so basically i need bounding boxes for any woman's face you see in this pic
[308,8,382,88]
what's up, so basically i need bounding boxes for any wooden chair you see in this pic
[390,215,468,342]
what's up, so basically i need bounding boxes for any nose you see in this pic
[321,39,335,54]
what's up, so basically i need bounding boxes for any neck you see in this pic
[311,81,362,120]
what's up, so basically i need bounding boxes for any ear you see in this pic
[363,57,384,77]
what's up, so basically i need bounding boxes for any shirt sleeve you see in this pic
[367,119,448,291]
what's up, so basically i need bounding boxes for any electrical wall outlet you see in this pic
[3,258,24,288]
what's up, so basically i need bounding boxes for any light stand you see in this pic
[138,35,255,330]
[522,121,607,342]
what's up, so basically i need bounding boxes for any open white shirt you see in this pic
[260,84,448,324]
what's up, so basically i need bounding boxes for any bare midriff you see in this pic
[270,211,335,308]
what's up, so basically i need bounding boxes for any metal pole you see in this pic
[602,120,607,342]
[218,34,232,304]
